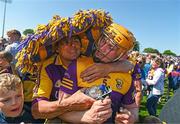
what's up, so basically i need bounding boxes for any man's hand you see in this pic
[65,89,96,111]
[115,108,135,124]
[81,97,112,124]
[80,63,111,83]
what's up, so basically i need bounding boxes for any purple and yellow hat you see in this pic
[16,9,113,74]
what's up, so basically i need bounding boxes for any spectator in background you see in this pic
[146,57,165,116]
[136,56,146,96]
[143,54,153,95]
[5,29,21,75]
[143,54,152,79]
[5,29,21,58]
[168,63,180,92]
[0,38,7,51]
[0,51,13,74]
[166,60,174,75]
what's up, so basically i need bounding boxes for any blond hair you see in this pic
[0,73,22,94]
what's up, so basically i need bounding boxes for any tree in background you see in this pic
[23,29,34,36]
[143,47,159,54]
[163,50,176,56]
[133,41,140,52]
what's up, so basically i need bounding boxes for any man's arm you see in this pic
[115,59,134,72]
[134,80,142,107]
[31,99,72,119]
[58,97,112,123]
[32,90,95,119]
[115,103,139,124]
[80,59,134,83]
[125,103,139,122]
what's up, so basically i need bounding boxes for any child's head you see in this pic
[0,51,13,69]
[142,115,163,124]
[7,29,21,43]
[152,57,164,69]
[0,73,24,117]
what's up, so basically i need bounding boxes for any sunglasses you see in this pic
[137,61,143,64]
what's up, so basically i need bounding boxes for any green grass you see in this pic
[139,78,174,122]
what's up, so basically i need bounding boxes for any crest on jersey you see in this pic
[116,79,123,89]
[136,74,141,79]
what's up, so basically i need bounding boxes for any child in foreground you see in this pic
[0,73,24,123]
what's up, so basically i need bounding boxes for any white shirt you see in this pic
[146,68,165,95]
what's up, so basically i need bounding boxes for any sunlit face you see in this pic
[151,60,160,69]
[0,84,24,117]
[94,33,125,63]
[7,34,19,43]
[57,36,81,62]
[137,58,144,68]
[0,58,9,69]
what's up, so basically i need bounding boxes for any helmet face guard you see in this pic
[94,32,127,63]
[94,23,135,63]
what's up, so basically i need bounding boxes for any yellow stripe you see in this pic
[61,80,73,87]
[60,83,73,90]
[63,78,73,84]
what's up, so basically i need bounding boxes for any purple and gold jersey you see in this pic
[132,63,142,81]
[23,75,36,102]
[59,56,135,122]
[128,58,142,81]
[32,55,67,104]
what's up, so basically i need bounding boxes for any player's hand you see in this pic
[115,108,135,124]
[66,89,96,111]
[81,97,112,124]
[80,63,111,83]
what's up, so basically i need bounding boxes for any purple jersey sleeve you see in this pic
[122,82,135,105]
[132,63,142,80]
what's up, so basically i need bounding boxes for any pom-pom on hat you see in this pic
[16,9,113,74]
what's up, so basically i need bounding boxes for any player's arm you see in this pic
[80,59,134,83]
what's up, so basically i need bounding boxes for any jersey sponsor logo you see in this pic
[55,80,62,87]
[64,72,71,79]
